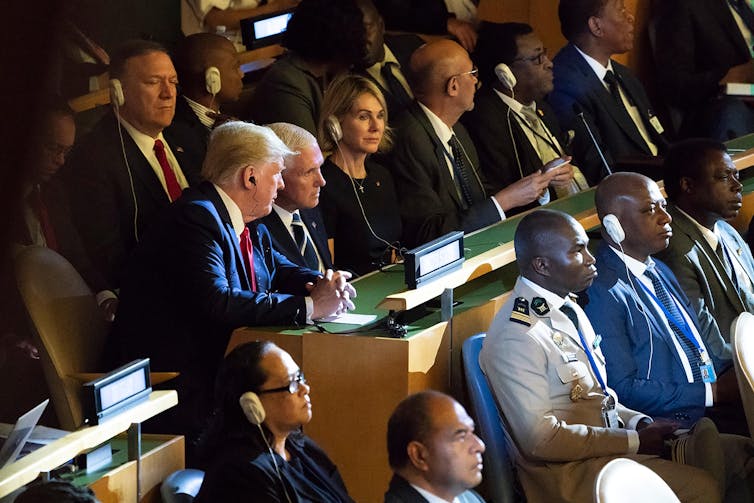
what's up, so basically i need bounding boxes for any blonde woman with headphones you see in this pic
[317,74,403,275]
[195,341,354,502]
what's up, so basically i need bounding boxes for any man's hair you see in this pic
[202,121,294,185]
[283,0,366,68]
[473,22,533,86]
[663,138,728,200]
[318,73,393,153]
[109,39,169,80]
[267,122,316,158]
[15,480,98,503]
[387,390,447,469]
[558,0,609,41]
[172,33,231,89]
[514,209,575,267]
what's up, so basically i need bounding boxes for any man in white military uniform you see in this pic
[480,209,724,503]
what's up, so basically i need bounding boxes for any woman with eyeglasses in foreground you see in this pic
[195,341,354,502]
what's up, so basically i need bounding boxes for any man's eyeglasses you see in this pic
[514,48,549,66]
[257,371,307,395]
[44,143,73,158]
[452,67,479,80]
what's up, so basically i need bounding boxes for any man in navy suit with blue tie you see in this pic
[586,172,740,432]
[111,121,356,454]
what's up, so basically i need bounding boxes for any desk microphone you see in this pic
[573,103,613,177]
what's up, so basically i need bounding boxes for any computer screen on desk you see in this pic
[0,399,48,467]
[240,8,295,49]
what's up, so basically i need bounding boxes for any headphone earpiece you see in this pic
[249,175,257,185]
[602,213,625,244]
[205,66,222,96]
[325,115,342,143]
[109,78,125,107]
[239,391,266,425]
[494,63,517,91]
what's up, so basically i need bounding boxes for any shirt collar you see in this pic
[213,183,246,238]
[118,115,167,148]
[574,44,613,81]
[493,88,531,114]
[272,204,298,228]
[183,96,215,129]
[417,101,454,145]
[519,276,570,312]
[366,43,400,74]
[608,245,655,277]
[410,484,460,503]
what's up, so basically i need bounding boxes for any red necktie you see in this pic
[239,227,257,292]
[153,139,183,202]
[29,187,58,251]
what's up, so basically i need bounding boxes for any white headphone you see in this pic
[109,78,125,107]
[325,115,342,143]
[239,391,265,425]
[495,63,517,91]
[602,214,625,244]
[205,66,222,96]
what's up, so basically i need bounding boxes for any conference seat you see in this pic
[593,458,680,503]
[731,312,754,436]
[461,333,520,503]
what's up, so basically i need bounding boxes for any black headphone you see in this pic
[249,176,257,185]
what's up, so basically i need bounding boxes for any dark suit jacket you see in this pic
[64,111,203,289]
[462,87,570,213]
[373,0,450,35]
[384,474,484,503]
[111,182,320,440]
[15,179,107,293]
[259,206,333,271]
[245,54,323,135]
[653,0,751,109]
[388,102,499,248]
[163,95,211,168]
[585,242,728,426]
[657,204,754,344]
[549,43,668,184]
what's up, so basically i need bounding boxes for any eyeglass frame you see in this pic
[447,66,480,91]
[256,370,307,395]
[513,47,549,66]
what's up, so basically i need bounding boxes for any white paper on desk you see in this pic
[315,313,377,325]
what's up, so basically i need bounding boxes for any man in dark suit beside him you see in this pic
[652,0,754,140]
[166,32,244,164]
[111,121,356,455]
[463,22,584,216]
[390,39,553,248]
[549,0,668,184]
[586,173,743,434]
[65,40,203,291]
[385,391,485,503]
[261,122,333,272]
[657,139,754,345]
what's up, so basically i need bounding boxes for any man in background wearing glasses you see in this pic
[389,39,529,248]
[549,0,668,184]
[463,22,584,218]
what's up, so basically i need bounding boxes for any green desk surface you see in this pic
[61,437,164,487]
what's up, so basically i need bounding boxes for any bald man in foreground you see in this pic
[480,209,722,502]
[388,39,562,248]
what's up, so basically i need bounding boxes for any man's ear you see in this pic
[531,256,550,277]
[587,16,603,38]
[679,176,694,195]
[242,164,256,189]
[446,75,459,97]
[406,441,431,473]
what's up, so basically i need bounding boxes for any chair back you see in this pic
[593,458,680,502]
[14,246,108,429]
[461,333,517,503]
[731,312,754,435]
[160,469,205,503]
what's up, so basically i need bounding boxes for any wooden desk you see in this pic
[0,391,178,500]
[228,144,754,502]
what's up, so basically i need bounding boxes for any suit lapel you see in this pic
[710,0,753,58]
[300,208,332,268]
[264,210,303,267]
[410,103,464,208]
[670,206,746,311]
[119,127,172,206]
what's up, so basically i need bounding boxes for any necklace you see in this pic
[353,176,367,193]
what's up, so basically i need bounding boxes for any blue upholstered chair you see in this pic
[160,468,204,503]
[462,334,519,503]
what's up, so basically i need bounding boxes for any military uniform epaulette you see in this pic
[510,297,531,326]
